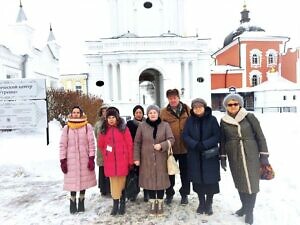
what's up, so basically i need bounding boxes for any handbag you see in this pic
[202,146,219,159]
[167,140,180,175]
[260,164,275,180]
[125,168,139,199]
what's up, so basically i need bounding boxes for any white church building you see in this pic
[0,2,60,88]
[85,0,212,115]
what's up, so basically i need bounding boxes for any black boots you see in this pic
[205,194,213,215]
[196,194,205,214]
[235,192,246,216]
[119,191,126,215]
[196,194,213,215]
[70,198,77,214]
[110,199,119,216]
[236,192,256,225]
[245,193,256,225]
[78,198,85,212]
[143,189,149,202]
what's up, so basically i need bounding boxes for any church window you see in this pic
[266,49,278,67]
[283,95,286,100]
[144,2,153,9]
[293,95,296,100]
[251,75,258,86]
[250,49,262,68]
[75,81,82,93]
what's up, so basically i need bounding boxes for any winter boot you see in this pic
[196,194,206,214]
[236,192,246,216]
[205,194,214,215]
[149,199,157,214]
[110,199,119,216]
[119,191,126,215]
[245,193,256,225]
[70,196,77,214]
[157,199,164,215]
[78,197,85,212]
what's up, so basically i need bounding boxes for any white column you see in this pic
[112,63,118,102]
[184,61,190,100]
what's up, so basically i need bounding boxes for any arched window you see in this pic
[266,49,278,67]
[250,49,262,68]
[252,75,258,86]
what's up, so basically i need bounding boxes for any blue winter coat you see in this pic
[182,107,220,184]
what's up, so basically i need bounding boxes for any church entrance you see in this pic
[139,69,163,107]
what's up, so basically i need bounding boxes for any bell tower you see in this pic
[107,0,185,37]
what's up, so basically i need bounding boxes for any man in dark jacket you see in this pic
[160,89,190,205]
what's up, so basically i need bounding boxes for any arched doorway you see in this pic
[139,68,163,107]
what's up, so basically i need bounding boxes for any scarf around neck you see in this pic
[146,117,161,139]
[67,114,88,129]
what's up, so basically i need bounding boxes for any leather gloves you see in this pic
[60,158,68,174]
[87,156,95,171]
[260,154,269,165]
[220,157,227,171]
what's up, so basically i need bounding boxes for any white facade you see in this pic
[86,0,212,115]
[0,4,60,88]
[253,71,300,112]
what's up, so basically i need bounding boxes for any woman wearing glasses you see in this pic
[220,93,270,225]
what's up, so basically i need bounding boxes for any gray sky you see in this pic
[0,0,299,73]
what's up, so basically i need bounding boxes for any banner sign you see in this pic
[0,100,47,129]
[0,79,46,100]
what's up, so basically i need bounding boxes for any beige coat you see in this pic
[134,120,175,190]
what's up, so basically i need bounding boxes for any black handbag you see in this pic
[125,168,139,199]
[202,146,219,159]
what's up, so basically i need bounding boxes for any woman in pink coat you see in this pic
[98,106,133,216]
[59,106,97,214]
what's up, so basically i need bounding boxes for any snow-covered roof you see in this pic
[211,65,243,73]
[252,74,300,91]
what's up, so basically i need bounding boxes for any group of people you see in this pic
[59,89,270,225]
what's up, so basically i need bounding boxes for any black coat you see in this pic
[182,107,220,184]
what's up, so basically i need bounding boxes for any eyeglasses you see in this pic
[227,103,239,107]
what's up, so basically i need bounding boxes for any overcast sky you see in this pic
[0,0,299,73]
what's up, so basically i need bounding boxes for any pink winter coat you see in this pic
[59,124,97,191]
[98,126,133,177]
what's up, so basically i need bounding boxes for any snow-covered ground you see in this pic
[0,112,299,225]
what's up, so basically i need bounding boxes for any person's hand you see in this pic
[60,158,68,174]
[260,154,269,165]
[220,158,227,171]
[153,144,162,151]
[87,156,95,171]
[195,142,204,151]
[134,160,140,166]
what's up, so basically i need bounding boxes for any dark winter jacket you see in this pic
[126,118,144,141]
[182,107,220,184]
[220,108,269,194]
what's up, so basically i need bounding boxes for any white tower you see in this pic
[108,0,185,37]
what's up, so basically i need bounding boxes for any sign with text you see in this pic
[0,100,47,129]
[0,79,46,100]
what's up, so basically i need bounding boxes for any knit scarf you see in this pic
[67,114,88,129]
[146,117,161,139]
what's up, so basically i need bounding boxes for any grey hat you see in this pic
[191,98,207,108]
[146,104,160,115]
[223,93,244,108]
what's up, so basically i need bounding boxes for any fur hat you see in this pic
[98,103,109,117]
[146,104,160,115]
[166,88,180,98]
[106,106,120,118]
[223,93,244,108]
[191,98,207,108]
[132,105,144,115]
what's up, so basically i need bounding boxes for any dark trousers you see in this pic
[165,153,190,197]
[98,166,110,195]
[148,190,164,199]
